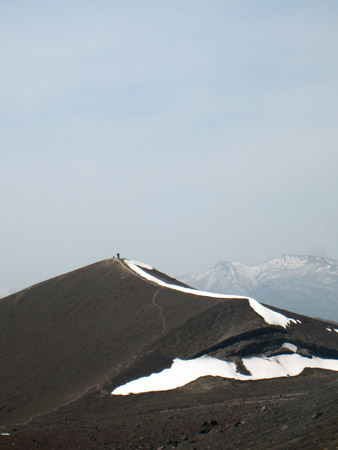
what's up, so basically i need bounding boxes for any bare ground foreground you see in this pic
[1,258,337,449]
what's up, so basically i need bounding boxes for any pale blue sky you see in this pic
[1,1,338,289]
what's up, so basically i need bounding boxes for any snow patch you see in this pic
[112,354,338,395]
[125,259,299,329]
[0,433,10,436]
[248,299,298,328]
[326,328,332,332]
[282,343,297,352]
[113,357,238,395]
[244,354,338,379]
[335,329,338,333]
[126,260,153,270]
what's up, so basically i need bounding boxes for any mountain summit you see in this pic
[179,254,338,321]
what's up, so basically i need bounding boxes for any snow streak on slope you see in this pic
[112,353,338,395]
[248,299,299,327]
[124,259,299,329]
[126,260,153,270]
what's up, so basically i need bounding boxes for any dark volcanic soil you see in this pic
[1,258,338,449]
[0,370,337,449]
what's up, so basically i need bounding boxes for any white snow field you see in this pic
[112,353,338,395]
[124,259,300,328]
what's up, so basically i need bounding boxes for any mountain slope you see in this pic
[0,258,263,424]
[179,254,338,321]
[1,257,338,427]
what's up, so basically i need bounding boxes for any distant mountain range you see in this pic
[179,255,338,322]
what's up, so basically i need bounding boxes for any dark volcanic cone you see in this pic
[0,258,338,425]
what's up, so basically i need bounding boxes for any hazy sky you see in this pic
[1,1,338,290]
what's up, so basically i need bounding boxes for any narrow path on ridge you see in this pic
[152,288,166,334]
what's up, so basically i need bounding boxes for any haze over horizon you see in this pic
[1,1,338,290]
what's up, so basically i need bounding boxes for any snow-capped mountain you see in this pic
[179,255,338,322]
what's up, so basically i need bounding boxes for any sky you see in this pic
[1,1,338,290]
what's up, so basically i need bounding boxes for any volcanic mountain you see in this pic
[1,258,338,449]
